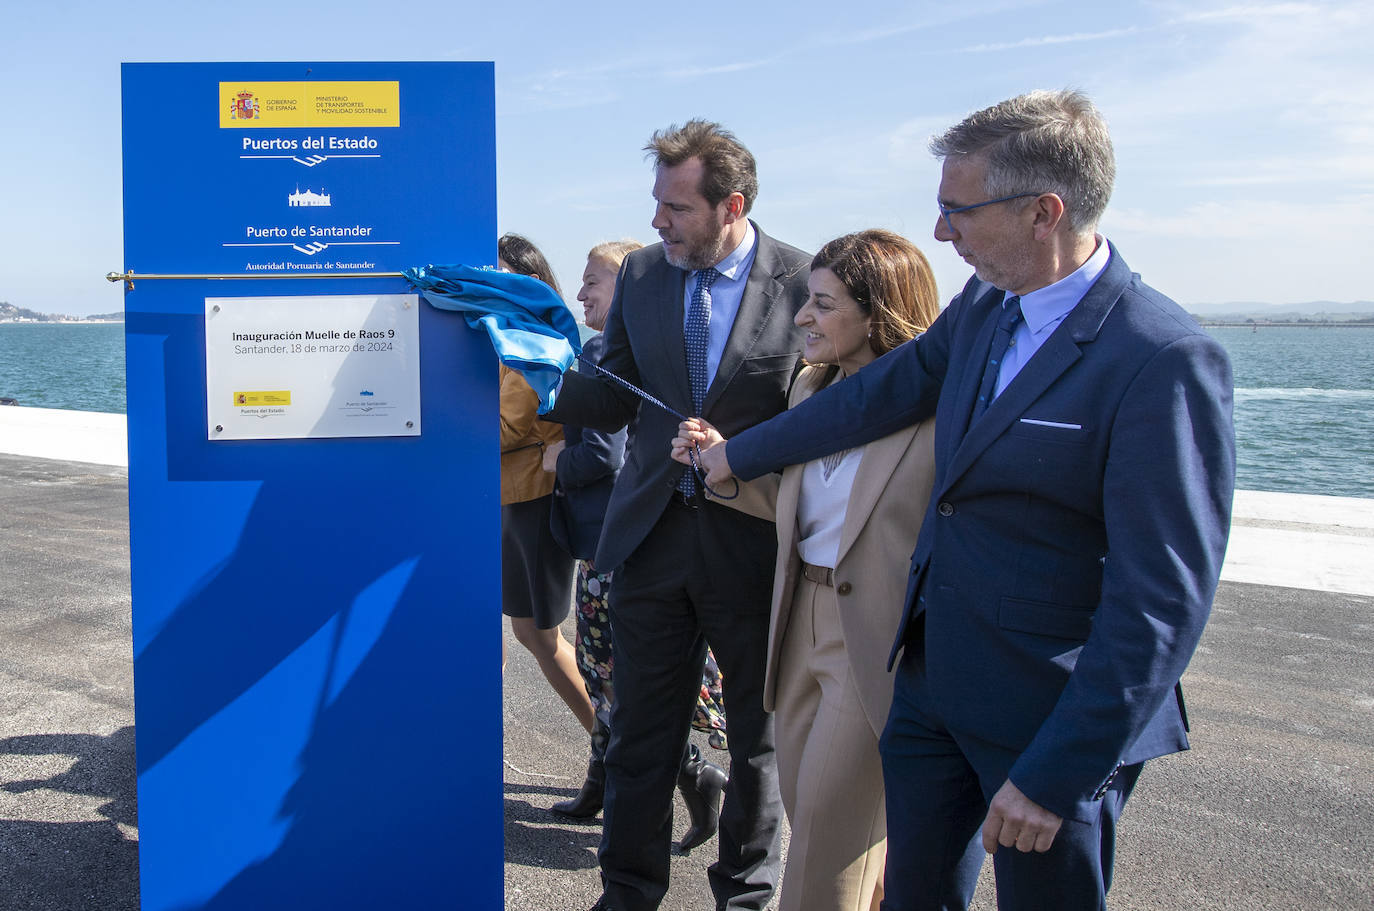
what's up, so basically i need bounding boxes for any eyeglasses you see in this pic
[937,192,1042,234]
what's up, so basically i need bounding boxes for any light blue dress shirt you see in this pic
[993,235,1111,398]
[683,221,757,387]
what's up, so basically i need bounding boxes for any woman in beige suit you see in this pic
[676,229,940,910]
[772,230,939,911]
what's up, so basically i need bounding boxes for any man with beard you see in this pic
[546,119,810,911]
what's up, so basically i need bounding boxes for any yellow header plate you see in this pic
[220,82,399,128]
[234,391,293,407]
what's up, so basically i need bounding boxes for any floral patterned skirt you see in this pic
[574,560,728,751]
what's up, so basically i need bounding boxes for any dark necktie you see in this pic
[678,267,720,496]
[971,295,1022,422]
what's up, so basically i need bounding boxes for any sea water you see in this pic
[1206,326,1373,499]
[1,322,1370,498]
[0,322,126,415]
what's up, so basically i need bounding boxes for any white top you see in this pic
[795,444,865,568]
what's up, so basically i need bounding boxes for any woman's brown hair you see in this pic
[807,229,939,388]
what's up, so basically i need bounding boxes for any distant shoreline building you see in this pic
[288,187,331,207]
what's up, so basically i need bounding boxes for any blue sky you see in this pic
[2,0,1370,316]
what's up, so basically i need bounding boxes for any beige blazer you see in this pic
[764,366,937,738]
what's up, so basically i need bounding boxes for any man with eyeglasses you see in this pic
[677,90,1235,909]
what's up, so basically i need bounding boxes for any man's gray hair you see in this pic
[930,89,1115,235]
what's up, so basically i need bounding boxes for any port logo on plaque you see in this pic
[205,294,421,440]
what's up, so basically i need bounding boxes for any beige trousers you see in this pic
[774,575,886,911]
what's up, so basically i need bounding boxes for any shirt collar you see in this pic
[1014,235,1111,335]
[705,220,756,282]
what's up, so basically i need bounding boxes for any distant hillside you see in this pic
[0,302,123,322]
[1188,300,1374,314]
[1,302,57,321]
[1186,300,1374,322]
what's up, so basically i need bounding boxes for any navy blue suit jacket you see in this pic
[728,245,1235,823]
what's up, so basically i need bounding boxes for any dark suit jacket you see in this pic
[728,244,1235,824]
[549,333,627,561]
[547,222,811,572]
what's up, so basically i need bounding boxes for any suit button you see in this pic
[937,501,954,517]
[836,581,852,595]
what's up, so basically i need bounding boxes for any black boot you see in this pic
[673,743,727,854]
[553,716,609,818]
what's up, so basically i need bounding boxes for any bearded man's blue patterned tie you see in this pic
[678,267,720,497]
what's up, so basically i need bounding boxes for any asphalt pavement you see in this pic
[1,450,1371,910]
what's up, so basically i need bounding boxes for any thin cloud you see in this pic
[519,1,1051,98]
[532,47,696,84]
[956,25,1141,53]
[664,59,774,80]
[803,1,1046,51]
[830,21,930,45]
[949,1,1342,56]
[511,48,776,107]
[1168,3,1318,25]
[501,83,626,114]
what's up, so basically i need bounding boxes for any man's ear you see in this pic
[1031,193,1067,240]
[721,192,747,224]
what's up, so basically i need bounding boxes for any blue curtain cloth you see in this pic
[404,264,582,412]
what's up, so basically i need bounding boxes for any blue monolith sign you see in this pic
[120,62,500,910]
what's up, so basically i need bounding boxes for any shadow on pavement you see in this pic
[504,781,601,872]
[0,727,140,911]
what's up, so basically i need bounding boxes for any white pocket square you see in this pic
[1019,418,1082,429]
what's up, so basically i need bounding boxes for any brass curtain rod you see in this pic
[106,270,406,290]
